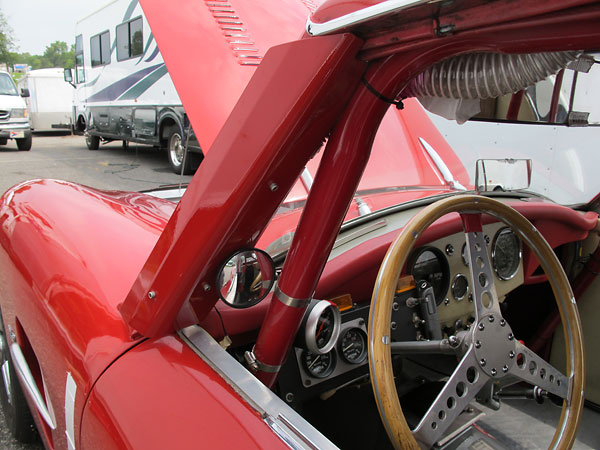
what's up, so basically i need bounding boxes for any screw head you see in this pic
[509,351,515,359]
[478,323,485,331]
[500,319,506,327]
[488,315,495,323]
[269,182,279,192]
[148,291,156,299]
[508,333,514,341]
[444,299,450,306]
[202,283,211,292]
[445,244,454,256]
[503,365,509,373]
[491,368,497,376]
[475,340,481,349]
[480,358,486,367]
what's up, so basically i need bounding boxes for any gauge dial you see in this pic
[451,274,468,301]
[303,300,342,354]
[302,350,336,378]
[339,328,367,364]
[492,228,521,280]
[409,247,450,305]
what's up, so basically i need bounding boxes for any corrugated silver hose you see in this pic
[405,51,579,100]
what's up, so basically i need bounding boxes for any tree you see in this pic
[0,11,17,67]
[41,41,74,69]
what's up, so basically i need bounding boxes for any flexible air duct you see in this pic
[405,52,579,100]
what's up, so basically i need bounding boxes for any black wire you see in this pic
[361,78,404,110]
[213,305,228,337]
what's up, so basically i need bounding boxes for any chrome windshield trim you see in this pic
[10,343,56,430]
[179,326,338,450]
[306,0,433,36]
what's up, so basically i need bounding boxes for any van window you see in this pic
[116,17,143,61]
[90,31,111,67]
[75,34,85,83]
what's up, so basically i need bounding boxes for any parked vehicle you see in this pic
[17,68,72,132]
[0,71,32,150]
[1,1,600,449]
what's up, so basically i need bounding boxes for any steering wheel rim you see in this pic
[368,195,585,449]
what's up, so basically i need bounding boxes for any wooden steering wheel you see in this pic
[369,195,585,449]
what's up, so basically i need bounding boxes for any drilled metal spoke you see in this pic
[507,341,569,399]
[463,227,502,321]
[413,349,488,448]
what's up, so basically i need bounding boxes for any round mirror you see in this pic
[217,249,276,308]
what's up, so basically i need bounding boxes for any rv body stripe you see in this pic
[144,46,160,63]
[119,65,169,100]
[85,63,163,103]
[137,33,156,65]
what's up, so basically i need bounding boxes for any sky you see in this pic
[1,0,109,55]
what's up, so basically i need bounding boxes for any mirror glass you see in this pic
[63,68,73,82]
[217,249,275,308]
[475,159,532,193]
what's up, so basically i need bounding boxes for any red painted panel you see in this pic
[80,335,287,450]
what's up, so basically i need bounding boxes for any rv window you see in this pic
[75,34,85,83]
[91,31,111,67]
[116,17,143,61]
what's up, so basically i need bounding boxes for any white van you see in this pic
[17,68,72,132]
[0,71,32,150]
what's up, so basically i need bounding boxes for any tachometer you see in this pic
[301,300,342,354]
[339,328,367,364]
[492,228,521,280]
[302,350,336,378]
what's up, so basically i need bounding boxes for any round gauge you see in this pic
[304,300,342,354]
[461,243,469,267]
[302,350,336,379]
[339,328,367,364]
[451,274,469,301]
[409,247,450,305]
[492,228,521,280]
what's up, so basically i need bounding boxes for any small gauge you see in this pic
[492,228,521,280]
[339,328,367,364]
[302,350,336,379]
[303,300,342,354]
[451,274,468,301]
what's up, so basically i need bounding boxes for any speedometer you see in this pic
[492,228,521,280]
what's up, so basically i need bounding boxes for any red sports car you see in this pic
[0,1,599,449]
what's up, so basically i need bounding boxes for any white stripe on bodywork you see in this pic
[65,372,77,450]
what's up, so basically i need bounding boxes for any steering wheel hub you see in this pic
[472,314,516,377]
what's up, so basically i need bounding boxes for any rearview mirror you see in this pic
[217,249,276,308]
[20,88,30,98]
[475,159,532,193]
[63,68,73,83]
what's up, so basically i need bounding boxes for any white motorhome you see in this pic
[18,68,72,132]
[65,0,200,173]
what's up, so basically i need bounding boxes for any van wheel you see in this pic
[86,134,100,150]
[167,126,195,175]
[0,138,7,145]
[16,134,32,151]
[0,310,38,443]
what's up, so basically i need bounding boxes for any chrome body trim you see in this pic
[332,219,387,250]
[179,326,338,450]
[276,285,311,308]
[306,0,433,36]
[9,343,56,430]
[65,372,77,450]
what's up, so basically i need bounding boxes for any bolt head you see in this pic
[509,351,515,359]
[478,323,485,331]
[444,299,450,306]
[269,182,279,192]
[475,340,481,349]
[480,358,486,367]
[508,333,514,341]
[203,283,211,292]
[491,368,497,376]
[500,319,506,327]
[503,365,509,373]
[148,291,156,299]
[488,315,495,323]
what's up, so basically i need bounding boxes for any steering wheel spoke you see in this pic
[508,341,569,399]
[413,349,488,448]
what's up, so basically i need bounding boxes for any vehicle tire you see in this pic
[166,126,196,175]
[0,138,7,145]
[86,133,100,150]
[16,134,32,151]
[0,310,38,443]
